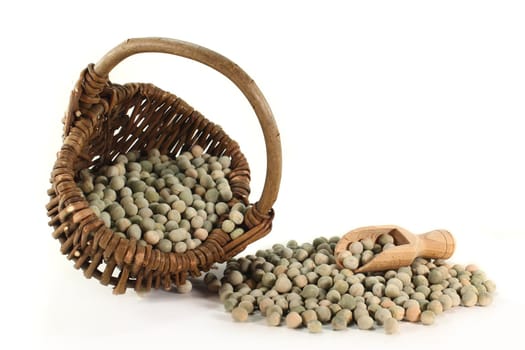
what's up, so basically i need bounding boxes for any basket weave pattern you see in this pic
[46,38,280,294]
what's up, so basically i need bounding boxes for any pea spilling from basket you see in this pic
[203,230,495,334]
[78,145,246,255]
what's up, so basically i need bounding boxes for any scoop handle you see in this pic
[416,229,455,259]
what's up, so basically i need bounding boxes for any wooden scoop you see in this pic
[334,225,455,273]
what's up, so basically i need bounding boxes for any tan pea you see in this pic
[349,283,365,297]
[293,275,308,288]
[404,305,420,322]
[176,280,192,293]
[231,307,249,322]
[285,311,302,329]
[193,228,208,241]
[275,276,293,293]
[357,315,374,330]
[258,298,274,316]
[144,230,160,245]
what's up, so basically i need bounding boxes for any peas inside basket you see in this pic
[46,37,282,294]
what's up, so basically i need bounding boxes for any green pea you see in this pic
[374,308,391,325]
[428,269,444,284]
[484,280,496,293]
[219,188,233,201]
[175,217,188,229]
[168,228,189,242]
[426,300,443,314]
[323,290,340,304]
[333,280,349,294]
[385,284,401,298]
[129,180,147,193]
[179,189,193,206]
[184,207,197,220]
[437,294,453,311]
[123,203,138,216]
[134,197,149,209]
[338,294,356,310]
[329,315,347,332]
[384,317,399,334]
[203,220,213,233]
[389,305,405,321]
[198,174,214,189]
[266,305,283,317]
[126,224,142,240]
[261,272,276,288]
[238,300,254,314]
[413,275,429,287]
[227,270,244,286]
[103,188,117,202]
[477,292,492,306]
[167,210,181,223]
[218,156,231,169]
[157,239,172,253]
[420,310,435,325]
[343,256,359,270]
[349,241,364,255]
[360,250,374,265]
[317,276,333,290]
[174,241,187,253]
[461,291,477,307]
[115,218,132,232]
[182,177,196,189]
[315,306,331,324]
[231,202,246,213]
[138,207,153,218]
[204,188,219,203]
[221,220,235,233]
[100,212,111,227]
[377,234,394,246]
[305,319,321,333]
[140,217,155,231]
[349,283,365,297]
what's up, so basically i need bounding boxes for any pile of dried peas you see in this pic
[78,146,246,256]
[204,234,495,334]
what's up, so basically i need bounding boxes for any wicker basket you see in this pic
[46,37,282,294]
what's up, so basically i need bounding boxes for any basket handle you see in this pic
[94,37,281,217]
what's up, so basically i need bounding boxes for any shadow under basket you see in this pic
[46,37,282,294]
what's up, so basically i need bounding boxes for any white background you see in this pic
[1,1,524,349]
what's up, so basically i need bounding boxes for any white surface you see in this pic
[1,1,524,349]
